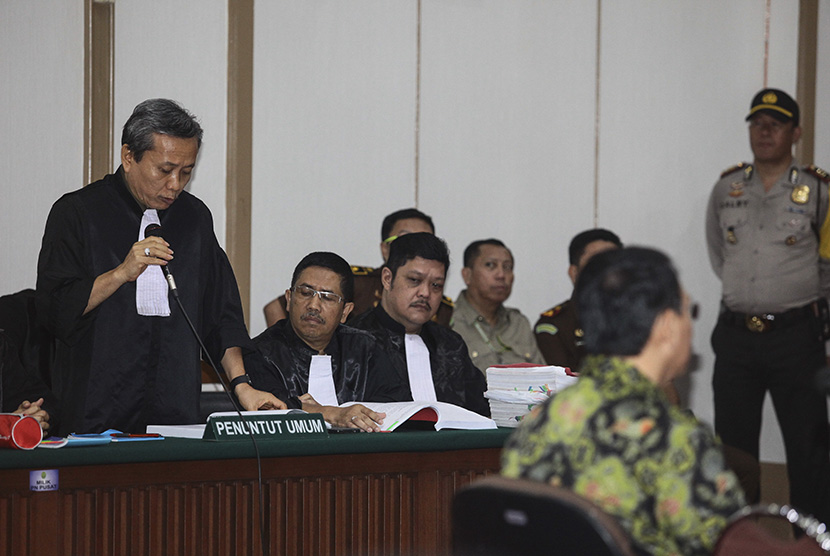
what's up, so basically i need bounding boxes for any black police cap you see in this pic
[745,88,800,126]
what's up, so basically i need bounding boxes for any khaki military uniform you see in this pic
[451,290,544,372]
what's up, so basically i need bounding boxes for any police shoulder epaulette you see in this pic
[720,162,750,179]
[541,304,564,318]
[350,265,377,276]
[441,295,454,308]
[805,165,830,184]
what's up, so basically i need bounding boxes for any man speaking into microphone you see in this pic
[37,99,284,435]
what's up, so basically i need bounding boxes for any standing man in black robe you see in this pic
[37,98,284,435]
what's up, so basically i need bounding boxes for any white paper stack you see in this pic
[484,364,579,428]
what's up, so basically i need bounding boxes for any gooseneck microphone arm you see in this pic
[143,223,269,556]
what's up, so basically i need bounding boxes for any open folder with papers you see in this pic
[340,401,496,432]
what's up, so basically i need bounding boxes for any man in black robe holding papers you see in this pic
[36,98,284,435]
[245,252,406,432]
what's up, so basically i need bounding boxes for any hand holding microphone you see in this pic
[144,223,178,295]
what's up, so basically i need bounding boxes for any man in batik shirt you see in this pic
[502,247,745,556]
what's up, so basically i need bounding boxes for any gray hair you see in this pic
[121,99,203,161]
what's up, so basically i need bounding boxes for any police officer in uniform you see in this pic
[706,88,830,522]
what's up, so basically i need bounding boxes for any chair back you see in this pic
[714,503,830,556]
[452,476,635,556]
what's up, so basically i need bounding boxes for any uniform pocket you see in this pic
[776,206,810,233]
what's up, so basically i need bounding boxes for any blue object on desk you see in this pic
[63,433,112,447]
[63,429,165,447]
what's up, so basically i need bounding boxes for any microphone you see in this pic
[144,223,177,295]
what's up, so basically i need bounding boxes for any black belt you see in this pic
[719,303,816,333]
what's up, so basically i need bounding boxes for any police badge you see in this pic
[791,185,810,205]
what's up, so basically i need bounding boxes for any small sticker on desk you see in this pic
[30,469,59,491]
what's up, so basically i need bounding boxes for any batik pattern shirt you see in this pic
[501,355,745,556]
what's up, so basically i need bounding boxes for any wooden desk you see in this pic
[0,429,510,556]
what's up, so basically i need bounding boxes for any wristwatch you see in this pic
[229,374,252,392]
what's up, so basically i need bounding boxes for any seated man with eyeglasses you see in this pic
[244,252,407,431]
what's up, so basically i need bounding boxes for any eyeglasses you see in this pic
[383,235,398,244]
[290,285,344,306]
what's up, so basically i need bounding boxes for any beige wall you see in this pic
[114,0,229,241]
[1,0,85,292]
[3,0,829,463]
[817,2,830,160]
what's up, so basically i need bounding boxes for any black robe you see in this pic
[36,168,250,435]
[350,305,490,416]
[245,320,406,409]
[0,331,59,429]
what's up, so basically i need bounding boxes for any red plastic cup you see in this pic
[0,413,43,450]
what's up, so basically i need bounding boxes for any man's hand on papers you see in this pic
[299,394,385,432]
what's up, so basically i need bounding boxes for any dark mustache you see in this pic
[301,309,325,323]
[411,300,431,311]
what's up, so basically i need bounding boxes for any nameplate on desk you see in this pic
[204,410,327,441]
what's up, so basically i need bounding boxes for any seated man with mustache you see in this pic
[351,233,489,416]
[245,252,406,431]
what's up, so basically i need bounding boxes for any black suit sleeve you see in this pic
[1,332,60,430]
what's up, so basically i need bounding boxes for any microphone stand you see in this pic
[166,271,270,556]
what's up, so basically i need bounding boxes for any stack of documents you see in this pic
[484,364,579,428]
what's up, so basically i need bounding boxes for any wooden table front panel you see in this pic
[0,447,500,556]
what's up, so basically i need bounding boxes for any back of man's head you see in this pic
[386,232,450,279]
[568,229,622,266]
[291,252,355,302]
[574,247,681,356]
[381,208,435,241]
[463,238,510,268]
[121,98,204,162]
